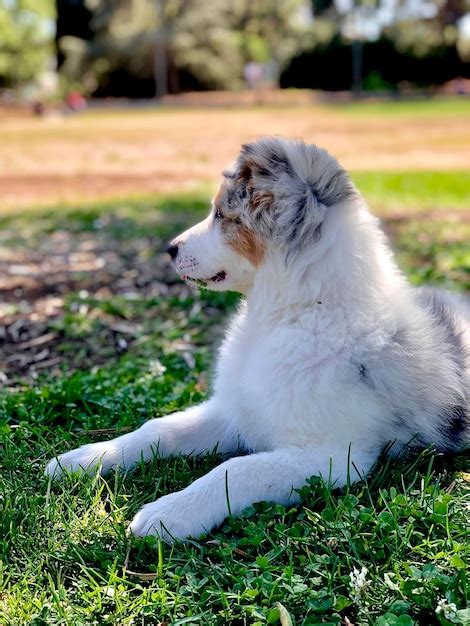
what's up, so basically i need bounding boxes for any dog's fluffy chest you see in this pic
[214,306,365,450]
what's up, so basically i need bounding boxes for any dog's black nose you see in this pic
[166,243,179,261]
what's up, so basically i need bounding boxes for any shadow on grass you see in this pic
[1,191,468,386]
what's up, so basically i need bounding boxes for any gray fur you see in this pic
[228,138,356,252]
[417,287,469,374]
[355,286,469,453]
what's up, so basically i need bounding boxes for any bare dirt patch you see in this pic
[1,104,469,209]
[0,217,196,383]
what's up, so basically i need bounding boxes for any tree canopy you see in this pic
[1,0,469,94]
[0,0,54,88]
[56,0,312,94]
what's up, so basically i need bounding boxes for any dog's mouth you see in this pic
[182,271,227,288]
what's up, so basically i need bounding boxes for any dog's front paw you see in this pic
[129,492,211,542]
[45,442,114,479]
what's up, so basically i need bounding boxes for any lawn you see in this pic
[0,102,469,625]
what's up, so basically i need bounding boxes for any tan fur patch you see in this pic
[238,160,254,183]
[251,190,274,213]
[227,225,265,267]
[236,158,274,215]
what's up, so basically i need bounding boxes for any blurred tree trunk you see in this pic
[351,39,363,95]
[168,58,179,93]
[154,0,168,98]
[154,37,168,98]
[56,0,92,69]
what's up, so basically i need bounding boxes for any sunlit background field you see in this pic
[0,99,469,209]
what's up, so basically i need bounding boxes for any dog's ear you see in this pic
[235,142,289,220]
[234,138,354,252]
[235,140,325,246]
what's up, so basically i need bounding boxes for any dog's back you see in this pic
[376,286,469,454]
[417,287,469,446]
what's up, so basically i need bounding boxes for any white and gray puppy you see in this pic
[46,137,469,541]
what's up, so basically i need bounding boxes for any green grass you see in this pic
[77,96,470,118]
[333,97,470,117]
[1,170,468,216]
[0,178,469,625]
[353,171,470,212]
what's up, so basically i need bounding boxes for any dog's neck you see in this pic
[245,203,407,329]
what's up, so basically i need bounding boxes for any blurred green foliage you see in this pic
[58,0,311,94]
[1,0,469,94]
[0,0,54,87]
[56,0,470,95]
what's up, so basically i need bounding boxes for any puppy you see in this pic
[46,138,469,541]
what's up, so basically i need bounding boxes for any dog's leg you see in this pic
[45,400,237,479]
[129,444,376,541]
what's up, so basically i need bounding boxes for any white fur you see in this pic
[45,138,469,541]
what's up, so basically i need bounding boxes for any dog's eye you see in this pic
[214,208,223,220]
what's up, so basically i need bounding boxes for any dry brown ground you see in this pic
[1,103,469,209]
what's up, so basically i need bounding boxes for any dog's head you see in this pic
[168,137,356,293]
